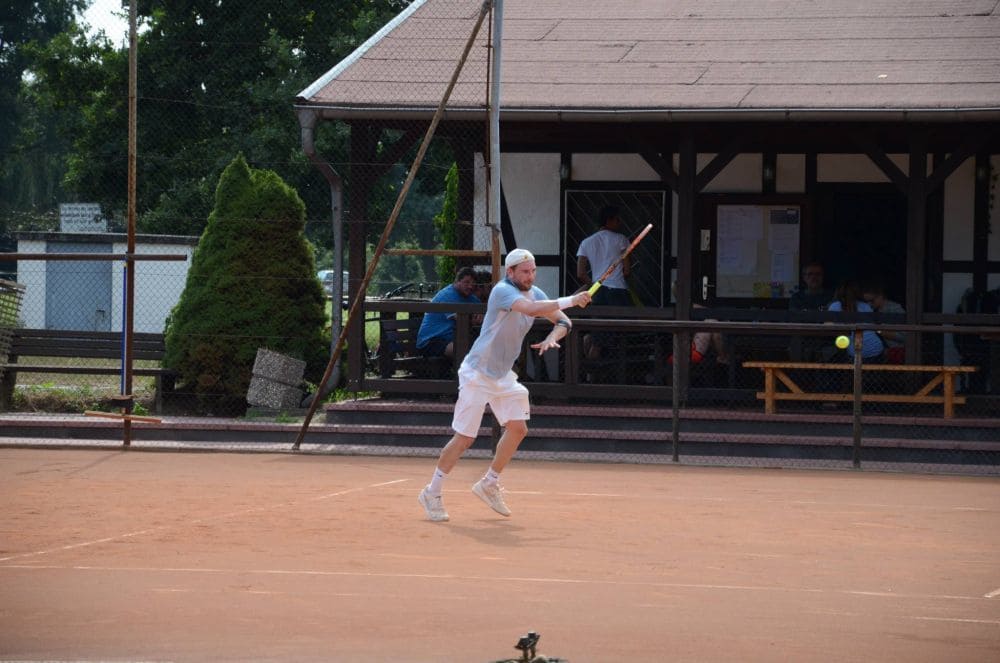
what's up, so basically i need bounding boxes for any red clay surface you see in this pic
[1,447,998,662]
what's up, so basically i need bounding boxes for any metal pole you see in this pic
[123,0,138,448]
[671,333,680,462]
[488,0,504,258]
[292,0,492,450]
[851,329,863,468]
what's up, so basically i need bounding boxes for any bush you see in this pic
[163,154,328,414]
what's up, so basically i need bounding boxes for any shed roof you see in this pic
[297,0,1000,122]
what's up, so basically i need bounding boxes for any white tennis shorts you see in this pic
[451,364,530,438]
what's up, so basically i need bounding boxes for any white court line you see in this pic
[509,491,994,513]
[0,563,989,603]
[906,615,1000,625]
[0,479,408,564]
[985,587,1000,598]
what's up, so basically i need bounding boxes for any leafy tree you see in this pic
[0,0,88,237]
[3,1,415,240]
[0,0,85,177]
[163,154,328,414]
[73,0,412,236]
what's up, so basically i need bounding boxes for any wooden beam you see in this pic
[499,180,517,251]
[905,132,928,363]
[383,249,491,257]
[638,151,678,190]
[852,131,909,194]
[676,134,696,321]
[695,137,743,192]
[925,127,997,193]
[373,127,423,176]
[973,153,991,293]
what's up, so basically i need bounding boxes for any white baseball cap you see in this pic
[504,248,535,268]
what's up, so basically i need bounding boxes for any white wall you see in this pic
[111,241,195,333]
[943,158,976,262]
[776,154,805,193]
[16,240,46,328]
[15,235,195,333]
[474,152,564,296]
[571,154,658,182]
[818,154,909,182]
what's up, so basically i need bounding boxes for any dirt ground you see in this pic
[1,447,998,662]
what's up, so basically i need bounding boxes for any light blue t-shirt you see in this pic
[461,278,547,379]
[827,300,885,359]
[416,284,480,348]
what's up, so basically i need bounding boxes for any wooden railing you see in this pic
[352,299,1000,409]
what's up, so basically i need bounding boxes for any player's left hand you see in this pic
[530,338,560,355]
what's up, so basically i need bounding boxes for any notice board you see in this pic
[716,204,800,298]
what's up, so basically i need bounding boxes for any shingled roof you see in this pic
[297,0,1000,121]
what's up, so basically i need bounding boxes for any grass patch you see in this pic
[11,381,156,414]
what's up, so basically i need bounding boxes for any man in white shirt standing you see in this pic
[576,205,632,358]
[417,249,591,522]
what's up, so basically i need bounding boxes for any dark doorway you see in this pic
[815,184,907,302]
[562,187,669,307]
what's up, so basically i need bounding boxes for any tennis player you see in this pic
[418,248,591,522]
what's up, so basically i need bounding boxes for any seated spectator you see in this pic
[954,287,1000,393]
[788,262,833,361]
[828,280,885,363]
[473,269,493,303]
[415,267,480,358]
[789,262,833,311]
[862,280,905,363]
[667,286,728,367]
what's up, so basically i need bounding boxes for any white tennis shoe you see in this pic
[418,485,449,522]
[472,478,511,516]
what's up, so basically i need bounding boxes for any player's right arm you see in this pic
[510,291,591,317]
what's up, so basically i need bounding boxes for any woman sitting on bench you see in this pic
[827,280,885,363]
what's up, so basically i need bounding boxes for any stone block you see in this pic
[252,348,306,387]
[246,375,303,409]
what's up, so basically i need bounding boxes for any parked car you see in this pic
[317,270,349,299]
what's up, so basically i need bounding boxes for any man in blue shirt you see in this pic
[416,267,480,359]
[418,249,592,522]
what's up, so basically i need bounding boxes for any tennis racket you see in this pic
[588,223,653,295]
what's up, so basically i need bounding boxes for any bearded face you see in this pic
[507,261,536,291]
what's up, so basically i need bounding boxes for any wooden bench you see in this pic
[0,328,175,412]
[742,361,978,418]
[376,314,453,379]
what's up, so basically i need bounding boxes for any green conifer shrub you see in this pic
[163,155,328,413]
[434,163,459,285]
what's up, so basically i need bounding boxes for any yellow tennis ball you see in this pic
[835,335,849,350]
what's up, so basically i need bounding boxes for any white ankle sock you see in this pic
[484,468,500,485]
[428,467,447,495]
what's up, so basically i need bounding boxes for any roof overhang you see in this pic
[294,103,1000,124]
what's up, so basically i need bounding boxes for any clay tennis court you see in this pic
[1,447,998,662]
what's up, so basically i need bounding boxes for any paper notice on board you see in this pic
[718,237,757,275]
[768,209,800,254]
[718,205,763,241]
[771,252,795,282]
[717,205,762,275]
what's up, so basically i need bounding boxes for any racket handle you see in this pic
[587,281,602,296]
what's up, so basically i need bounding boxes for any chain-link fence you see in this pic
[1,0,495,417]
[361,304,999,475]
[1,2,997,476]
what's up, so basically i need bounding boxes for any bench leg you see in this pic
[943,372,954,419]
[154,374,163,415]
[0,369,16,410]
[764,369,776,414]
